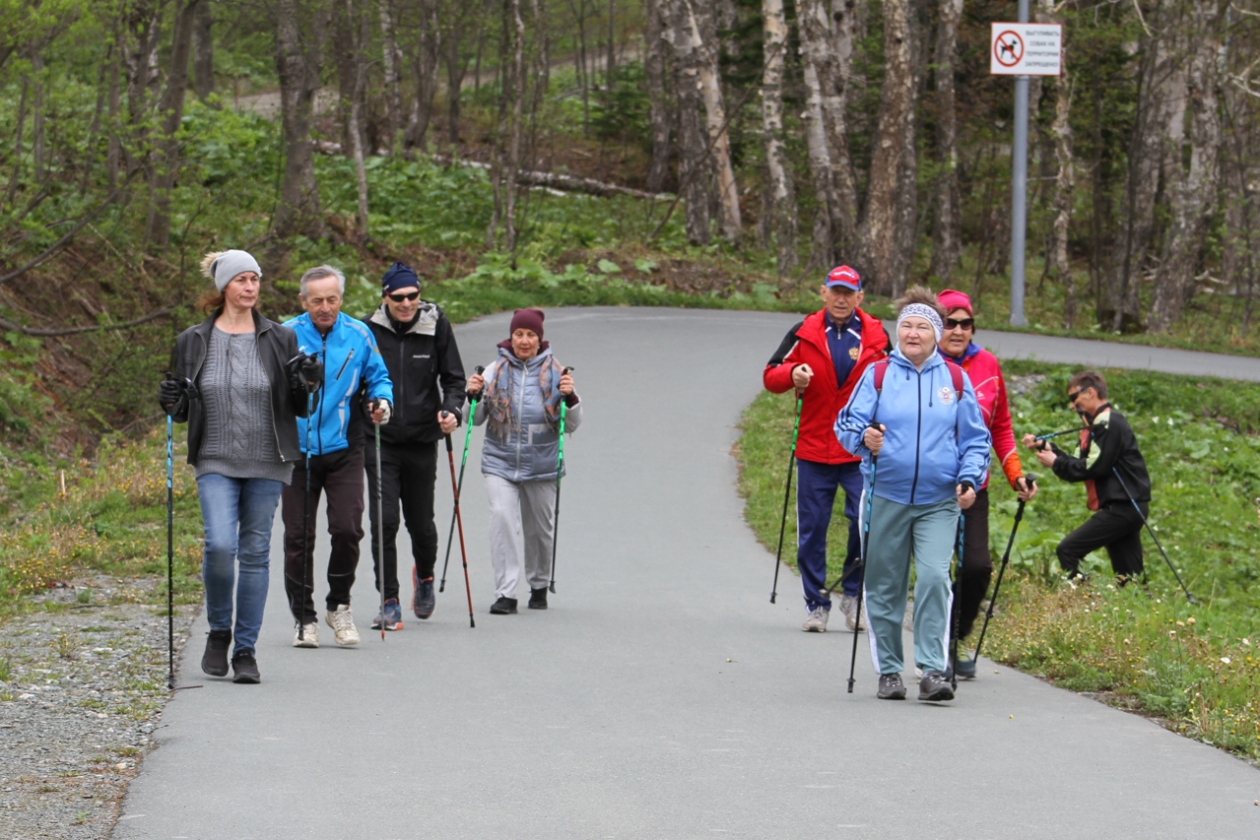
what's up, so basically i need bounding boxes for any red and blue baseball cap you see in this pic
[825,265,862,291]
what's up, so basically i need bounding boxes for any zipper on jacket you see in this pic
[514,360,526,482]
[317,332,327,455]
[335,349,353,380]
[396,335,406,427]
[910,367,922,504]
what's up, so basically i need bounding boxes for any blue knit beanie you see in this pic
[382,262,420,294]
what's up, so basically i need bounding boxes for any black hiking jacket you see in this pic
[1049,404,1151,505]
[167,309,309,466]
[365,302,466,445]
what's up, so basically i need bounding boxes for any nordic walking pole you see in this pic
[770,392,803,604]
[548,367,574,595]
[373,409,385,641]
[1034,428,1083,443]
[166,409,175,690]
[443,427,476,628]
[440,365,485,593]
[1111,467,1196,604]
[973,474,1036,664]
[950,511,965,691]
[298,389,315,641]
[847,424,881,694]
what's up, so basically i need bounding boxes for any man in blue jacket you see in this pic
[836,287,991,702]
[281,265,393,648]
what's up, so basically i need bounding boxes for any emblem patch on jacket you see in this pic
[849,347,860,360]
[938,386,955,404]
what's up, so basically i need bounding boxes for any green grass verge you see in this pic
[736,360,1260,761]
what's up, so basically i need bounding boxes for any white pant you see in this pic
[485,474,556,599]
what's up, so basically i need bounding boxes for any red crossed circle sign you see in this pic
[994,30,1024,67]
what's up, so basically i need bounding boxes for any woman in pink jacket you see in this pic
[936,289,1037,679]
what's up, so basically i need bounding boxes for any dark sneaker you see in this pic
[528,588,548,610]
[918,670,954,702]
[231,651,261,684]
[412,571,436,620]
[877,673,907,700]
[489,596,518,615]
[372,598,405,631]
[201,630,231,677]
[953,650,977,680]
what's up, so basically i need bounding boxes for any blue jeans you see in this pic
[796,459,864,609]
[197,474,284,656]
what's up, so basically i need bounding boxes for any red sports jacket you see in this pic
[763,309,889,465]
[953,345,1023,491]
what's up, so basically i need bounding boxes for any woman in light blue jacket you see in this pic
[836,287,990,703]
[467,309,582,614]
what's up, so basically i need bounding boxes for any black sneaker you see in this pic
[412,568,436,620]
[231,651,261,684]
[877,673,907,700]
[489,596,518,615]
[201,630,231,677]
[528,588,548,610]
[953,650,977,680]
[918,670,954,702]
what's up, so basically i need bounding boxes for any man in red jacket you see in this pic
[764,266,889,632]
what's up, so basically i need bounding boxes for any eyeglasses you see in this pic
[944,317,974,330]
[387,291,420,303]
[1067,389,1082,406]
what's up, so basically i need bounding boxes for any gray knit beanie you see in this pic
[208,250,262,291]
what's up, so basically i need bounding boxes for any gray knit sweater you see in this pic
[196,329,294,484]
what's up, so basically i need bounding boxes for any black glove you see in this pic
[959,480,975,493]
[287,353,323,393]
[159,378,188,417]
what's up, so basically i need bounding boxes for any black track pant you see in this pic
[953,487,992,641]
[364,441,438,602]
[1056,501,1146,578]
[282,446,365,623]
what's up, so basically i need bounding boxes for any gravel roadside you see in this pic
[0,576,197,840]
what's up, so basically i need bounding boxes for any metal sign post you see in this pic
[990,12,1062,327]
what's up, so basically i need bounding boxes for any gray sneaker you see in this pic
[877,673,907,700]
[801,606,829,632]
[840,594,867,631]
[918,670,955,702]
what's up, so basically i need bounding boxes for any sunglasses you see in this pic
[1067,389,1082,407]
[387,291,420,302]
[944,317,975,330]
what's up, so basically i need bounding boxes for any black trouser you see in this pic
[364,440,438,602]
[282,447,365,623]
[953,487,992,641]
[1056,501,1146,578]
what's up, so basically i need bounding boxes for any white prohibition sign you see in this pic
[994,30,1023,67]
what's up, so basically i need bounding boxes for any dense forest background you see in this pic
[2,0,1259,457]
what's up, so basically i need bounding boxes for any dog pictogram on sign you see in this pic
[994,30,1024,67]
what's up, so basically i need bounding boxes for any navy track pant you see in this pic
[796,458,863,610]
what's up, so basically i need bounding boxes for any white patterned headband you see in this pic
[897,303,944,342]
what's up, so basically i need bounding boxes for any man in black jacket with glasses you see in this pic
[1023,370,1151,583]
[364,262,467,627]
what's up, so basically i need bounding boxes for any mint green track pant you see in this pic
[863,495,960,676]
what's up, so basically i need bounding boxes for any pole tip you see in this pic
[470,617,476,628]
[846,679,855,694]
[769,593,777,604]
[548,583,556,594]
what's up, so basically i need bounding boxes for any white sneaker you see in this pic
[840,594,867,631]
[292,621,320,648]
[801,606,829,633]
[326,604,360,646]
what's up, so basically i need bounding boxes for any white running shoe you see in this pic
[841,594,867,631]
[801,606,829,632]
[326,604,360,646]
[292,621,319,648]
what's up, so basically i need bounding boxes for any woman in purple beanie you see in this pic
[466,309,582,614]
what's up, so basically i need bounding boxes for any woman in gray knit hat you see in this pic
[159,250,321,683]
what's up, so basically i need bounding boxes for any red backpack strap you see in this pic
[945,358,964,401]
[873,360,889,392]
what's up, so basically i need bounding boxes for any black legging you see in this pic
[954,487,992,641]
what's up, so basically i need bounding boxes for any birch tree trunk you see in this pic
[761,0,797,274]
[688,0,740,244]
[145,0,202,250]
[799,56,838,269]
[928,0,962,284]
[858,0,914,295]
[272,0,326,241]
[346,0,371,236]
[194,0,214,102]
[379,1,404,154]
[665,0,710,244]
[644,0,671,193]
[1149,0,1223,331]
[404,1,442,150]
[1040,0,1074,326]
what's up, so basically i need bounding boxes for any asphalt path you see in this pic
[116,308,1258,839]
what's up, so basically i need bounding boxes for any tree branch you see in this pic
[0,305,177,337]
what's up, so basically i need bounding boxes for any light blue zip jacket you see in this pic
[835,348,991,506]
[285,311,394,456]
[473,346,583,483]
